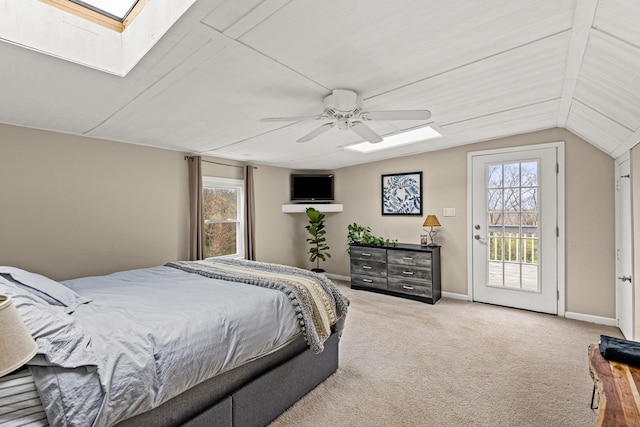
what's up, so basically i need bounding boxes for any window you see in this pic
[203,177,244,259]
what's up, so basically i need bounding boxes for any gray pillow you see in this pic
[0,267,91,313]
[0,276,96,369]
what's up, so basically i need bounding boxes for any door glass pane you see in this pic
[503,163,520,187]
[521,188,537,211]
[486,161,540,291]
[521,162,538,187]
[487,189,503,212]
[503,188,520,211]
[487,165,502,188]
[489,234,504,260]
[488,261,504,286]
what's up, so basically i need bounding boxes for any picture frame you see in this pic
[381,171,423,216]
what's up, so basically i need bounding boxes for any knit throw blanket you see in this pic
[165,258,349,353]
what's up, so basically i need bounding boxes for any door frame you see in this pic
[466,142,566,316]
[615,152,634,339]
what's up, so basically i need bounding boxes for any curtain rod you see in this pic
[184,156,257,169]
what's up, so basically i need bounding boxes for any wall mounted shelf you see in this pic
[282,204,343,213]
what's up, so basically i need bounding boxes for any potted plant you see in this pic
[305,207,331,273]
[347,222,397,249]
[347,222,371,244]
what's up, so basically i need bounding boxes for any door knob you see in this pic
[474,235,481,240]
[474,224,481,230]
[618,276,632,283]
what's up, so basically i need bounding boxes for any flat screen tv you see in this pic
[290,174,334,203]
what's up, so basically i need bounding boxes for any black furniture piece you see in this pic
[350,243,441,304]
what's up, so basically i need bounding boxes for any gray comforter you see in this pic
[0,261,347,427]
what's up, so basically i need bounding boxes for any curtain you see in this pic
[244,164,256,260]
[188,156,204,260]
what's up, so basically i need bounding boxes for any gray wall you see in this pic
[0,123,189,280]
[253,128,616,319]
[0,123,616,320]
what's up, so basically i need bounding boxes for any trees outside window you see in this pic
[203,177,244,258]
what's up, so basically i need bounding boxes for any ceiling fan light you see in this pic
[345,125,442,153]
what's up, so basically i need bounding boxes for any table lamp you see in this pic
[422,215,441,247]
[0,295,38,377]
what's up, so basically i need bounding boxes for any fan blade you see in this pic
[362,110,431,121]
[260,115,326,122]
[350,121,383,143]
[297,122,334,143]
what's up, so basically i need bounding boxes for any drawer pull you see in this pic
[362,279,373,283]
[403,271,414,275]
[362,265,373,270]
[402,257,413,260]
[402,285,415,290]
[361,253,371,257]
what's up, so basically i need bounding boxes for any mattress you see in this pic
[0,368,48,427]
[0,259,348,426]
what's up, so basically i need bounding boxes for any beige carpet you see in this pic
[269,282,621,427]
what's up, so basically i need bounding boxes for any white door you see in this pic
[470,146,559,314]
[615,156,634,339]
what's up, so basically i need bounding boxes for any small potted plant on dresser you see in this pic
[305,207,331,273]
[347,222,397,248]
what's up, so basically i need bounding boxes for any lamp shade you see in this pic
[422,215,441,227]
[0,295,37,377]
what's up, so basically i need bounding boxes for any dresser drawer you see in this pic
[350,259,387,277]
[387,250,431,267]
[388,277,433,298]
[387,264,431,282]
[350,246,386,262]
[351,274,387,290]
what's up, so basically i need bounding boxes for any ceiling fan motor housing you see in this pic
[323,89,362,118]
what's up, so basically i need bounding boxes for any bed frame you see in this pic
[115,331,340,427]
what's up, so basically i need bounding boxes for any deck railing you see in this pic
[489,231,538,264]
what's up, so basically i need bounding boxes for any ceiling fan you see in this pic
[260,89,431,143]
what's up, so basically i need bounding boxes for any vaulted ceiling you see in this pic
[1,0,639,169]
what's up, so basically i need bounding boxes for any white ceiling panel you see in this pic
[201,0,265,33]
[439,100,560,148]
[89,32,326,151]
[573,30,640,131]
[0,41,132,133]
[1,0,640,168]
[566,100,634,154]
[593,0,640,49]
[239,0,576,97]
[364,32,569,127]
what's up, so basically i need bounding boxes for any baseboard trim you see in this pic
[325,277,618,327]
[442,291,469,301]
[565,311,617,327]
[327,273,350,282]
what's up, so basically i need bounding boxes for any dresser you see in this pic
[349,243,441,304]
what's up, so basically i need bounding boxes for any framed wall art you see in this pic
[381,171,423,216]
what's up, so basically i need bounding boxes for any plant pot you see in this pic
[311,268,326,274]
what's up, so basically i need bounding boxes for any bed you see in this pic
[0,258,349,427]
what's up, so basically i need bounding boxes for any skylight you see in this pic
[345,126,442,153]
[70,0,139,21]
[2,0,196,75]
[41,0,150,32]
